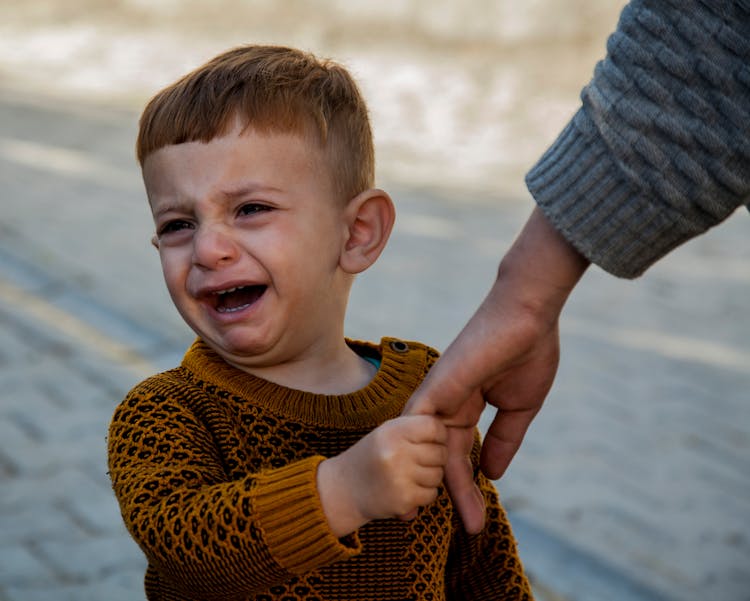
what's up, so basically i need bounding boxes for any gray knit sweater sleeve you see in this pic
[525,0,750,278]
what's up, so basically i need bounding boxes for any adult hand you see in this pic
[404,207,589,533]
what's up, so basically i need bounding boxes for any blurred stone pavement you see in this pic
[1,2,749,600]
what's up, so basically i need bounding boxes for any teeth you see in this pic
[216,286,241,295]
[217,303,251,313]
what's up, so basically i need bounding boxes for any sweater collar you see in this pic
[179,337,427,429]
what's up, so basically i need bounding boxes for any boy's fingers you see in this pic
[413,465,445,488]
[402,414,448,445]
[412,440,449,468]
[397,508,419,521]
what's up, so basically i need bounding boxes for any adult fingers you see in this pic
[443,426,486,534]
[479,406,538,480]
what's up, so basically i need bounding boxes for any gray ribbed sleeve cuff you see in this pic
[525,111,699,279]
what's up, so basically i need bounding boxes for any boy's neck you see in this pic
[224,340,378,395]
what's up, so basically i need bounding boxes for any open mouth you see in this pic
[213,285,267,313]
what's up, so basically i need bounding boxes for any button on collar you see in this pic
[389,340,409,353]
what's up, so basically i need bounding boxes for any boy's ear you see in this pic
[340,188,395,274]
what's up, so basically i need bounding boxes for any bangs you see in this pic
[136,45,374,201]
[137,65,325,164]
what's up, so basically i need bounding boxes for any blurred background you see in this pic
[1,2,748,600]
[0,0,626,198]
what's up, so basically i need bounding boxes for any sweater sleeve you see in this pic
[445,433,533,600]
[107,376,359,600]
[526,0,750,278]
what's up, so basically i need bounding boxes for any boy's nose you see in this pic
[192,224,240,268]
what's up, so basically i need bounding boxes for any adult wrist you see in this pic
[495,206,589,325]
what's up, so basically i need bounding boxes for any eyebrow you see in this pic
[219,182,284,199]
[152,201,193,220]
[151,182,285,220]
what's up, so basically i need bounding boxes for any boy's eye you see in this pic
[238,203,271,216]
[159,220,193,236]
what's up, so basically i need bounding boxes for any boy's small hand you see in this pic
[317,415,448,537]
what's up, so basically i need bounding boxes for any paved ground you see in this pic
[1,2,749,600]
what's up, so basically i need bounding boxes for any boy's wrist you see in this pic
[317,456,368,538]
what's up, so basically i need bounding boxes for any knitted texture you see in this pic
[526,0,750,278]
[108,338,533,600]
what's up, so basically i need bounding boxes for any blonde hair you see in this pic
[136,45,374,201]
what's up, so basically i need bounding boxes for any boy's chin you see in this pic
[201,331,281,367]
[209,338,270,361]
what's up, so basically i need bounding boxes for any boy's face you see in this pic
[142,123,353,370]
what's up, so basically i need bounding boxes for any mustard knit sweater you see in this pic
[108,337,533,601]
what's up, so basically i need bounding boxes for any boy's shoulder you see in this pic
[349,336,440,367]
[111,364,198,420]
[127,366,191,395]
